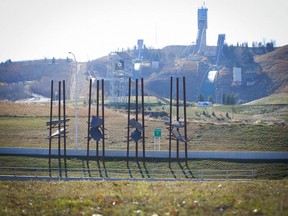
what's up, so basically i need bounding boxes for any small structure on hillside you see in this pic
[233,67,242,86]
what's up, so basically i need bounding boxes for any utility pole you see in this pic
[68,52,78,149]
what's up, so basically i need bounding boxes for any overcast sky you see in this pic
[1,0,287,62]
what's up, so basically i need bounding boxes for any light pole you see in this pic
[68,52,78,149]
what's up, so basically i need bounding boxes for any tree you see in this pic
[266,42,275,52]
[0,84,30,101]
[222,92,236,105]
[199,94,205,102]
[226,94,231,105]
[226,93,236,105]
[5,59,12,64]
[208,96,214,104]
[222,92,226,105]
[230,94,236,105]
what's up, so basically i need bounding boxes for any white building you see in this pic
[233,67,242,85]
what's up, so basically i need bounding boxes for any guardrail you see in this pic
[0,167,256,181]
[1,148,288,160]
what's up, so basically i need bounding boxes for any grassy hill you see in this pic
[0,58,72,101]
[0,43,287,216]
[0,88,287,215]
[255,45,288,93]
[246,93,288,105]
[0,45,288,104]
[1,99,287,151]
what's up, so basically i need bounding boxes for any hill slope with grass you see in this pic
[0,58,72,101]
[0,45,287,102]
[255,45,288,94]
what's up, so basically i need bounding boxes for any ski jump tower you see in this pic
[107,51,133,104]
[193,5,208,54]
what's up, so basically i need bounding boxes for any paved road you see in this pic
[1,148,287,160]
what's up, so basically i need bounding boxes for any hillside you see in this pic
[246,93,288,105]
[145,45,288,103]
[0,58,73,101]
[255,45,288,93]
[0,45,287,103]
[141,45,284,103]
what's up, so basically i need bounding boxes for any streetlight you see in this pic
[68,52,78,149]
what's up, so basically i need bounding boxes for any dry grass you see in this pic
[1,101,288,151]
[255,45,288,93]
[1,115,288,151]
[0,101,288,216]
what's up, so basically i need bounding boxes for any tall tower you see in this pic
[107,52,133,104]
[137,39,144,61]
[193,6,208,54]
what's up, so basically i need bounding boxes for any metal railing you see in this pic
[0,166,256,181]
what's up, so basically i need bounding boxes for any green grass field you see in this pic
[1,115,288,151]
[0,97,288,215]
[2,95,288,151]
[1,180,287,215]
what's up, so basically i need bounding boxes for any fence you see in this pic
[0,166,255,181]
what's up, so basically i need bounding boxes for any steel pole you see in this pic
[141,78,145,162]
[58,81,62,178]
[176,77,179,160]
[183,77,188,165]
[48,80,53,177]
[127,78,131,165]
[102,79,105,159]
[135,79,138,160]
[68,52,78,149]
[96,80,99,159]
[63,81,66,161]
[169,77,173,166]
[87,79,92,158]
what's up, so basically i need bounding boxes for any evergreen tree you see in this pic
[208,96,214,104]
[199,94,205,102]
[266,42,275,52]
[226,93,236,105]
[230,94,236,105]
[226,94,231,105]
[222,92,226,104]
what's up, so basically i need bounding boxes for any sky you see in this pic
[0,0,287,62]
